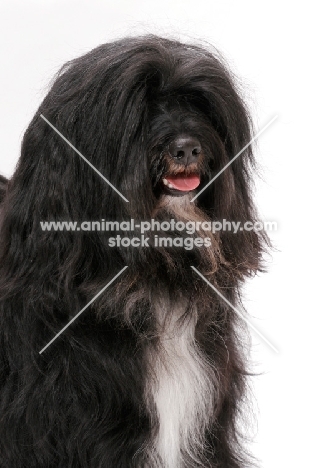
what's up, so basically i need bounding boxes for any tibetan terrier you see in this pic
[0,36,267,467]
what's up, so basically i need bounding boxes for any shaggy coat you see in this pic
[0,36,266,467]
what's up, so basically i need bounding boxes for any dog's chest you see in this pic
[146,306,216,467]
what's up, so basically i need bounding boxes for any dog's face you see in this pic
[144,96,233,223]
[148,102,213,200]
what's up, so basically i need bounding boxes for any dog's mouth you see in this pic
[162,173,200,195]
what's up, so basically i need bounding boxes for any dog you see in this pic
[0,36,267,467]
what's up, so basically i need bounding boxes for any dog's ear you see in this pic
[0,112,121,301]
[0,41,157,301]
[175,55,270,278]
[213,164,269,278]
[204,124,269,278]
[187,74,269,278]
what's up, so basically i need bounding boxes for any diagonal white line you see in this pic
[191,266,278,353]
[39,266,128,354]
[40,114,129,203]
[191,115,278,202]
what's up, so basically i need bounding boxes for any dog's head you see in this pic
[16,37,251,215]
[1,36,267,305]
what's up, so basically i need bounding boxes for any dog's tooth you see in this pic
[168,183,174,189]
[163,178,168,186]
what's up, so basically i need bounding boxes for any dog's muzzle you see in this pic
[162,135,202,195]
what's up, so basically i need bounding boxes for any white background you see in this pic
[0,1,310,466]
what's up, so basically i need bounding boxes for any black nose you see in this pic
[168,136,202,165]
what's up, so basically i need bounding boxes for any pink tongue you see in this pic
[166,175,200,191]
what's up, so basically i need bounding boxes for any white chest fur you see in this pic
[145,303,218,467]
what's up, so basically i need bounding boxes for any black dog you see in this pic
[0,36,267,467]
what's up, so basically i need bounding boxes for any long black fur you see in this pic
[0,175,7,203]
[0,36,267,467]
